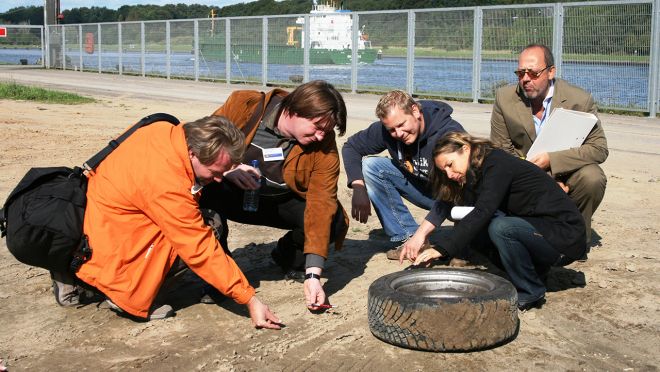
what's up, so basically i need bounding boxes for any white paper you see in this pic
[526,108,597,160]
[451,206,474,220]
[262,147,284,161]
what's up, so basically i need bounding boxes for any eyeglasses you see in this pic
[514,65,553,79]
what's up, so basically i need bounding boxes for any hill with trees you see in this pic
[1,0,601,25]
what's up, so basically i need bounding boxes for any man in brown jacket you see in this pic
[491,44,608,247]
[200,80,349,311]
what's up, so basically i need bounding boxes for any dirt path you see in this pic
[0,67,659,371]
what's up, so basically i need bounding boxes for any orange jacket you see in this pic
[77,122,255,318]
[212,89,349,258]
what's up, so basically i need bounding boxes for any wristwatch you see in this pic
[304,273,321,281]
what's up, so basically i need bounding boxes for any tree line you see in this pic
[1,0,601,24]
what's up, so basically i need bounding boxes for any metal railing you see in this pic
[1,0,658,116]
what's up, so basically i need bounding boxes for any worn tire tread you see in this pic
[368,269,518,352]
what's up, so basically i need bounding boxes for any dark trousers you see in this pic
[487,216,571,306]
[199,181,346,267]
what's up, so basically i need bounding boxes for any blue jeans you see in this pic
[362,157,435,242]
[488,216,562,306]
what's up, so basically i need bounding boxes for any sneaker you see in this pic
[52,280,80,307]
[385,243,405,260]
[386,241,432,261]
[51,270,80,307]
[105,299,174,320]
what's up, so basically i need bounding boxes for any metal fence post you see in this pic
[351,13,358,93]
[406,10,415,94]
[140,22,145,77]
[194,20,199,82]
[44,25,49,68]
[226,19,231,84]
[118,23,123,75]
[649,0,660,117]
[262,17,268,87]
[303,15,310,83]
[97,24,101,73]
[78,25,83,72]
[472,7,483,103]
[552,3,564,78]
[166,21,171,79]
[40,26,45,68]
[61,26,66,70]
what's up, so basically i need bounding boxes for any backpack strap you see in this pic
[240,92,266,140]
[83,113,180,171]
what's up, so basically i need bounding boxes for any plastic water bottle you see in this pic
[242,160,260,212]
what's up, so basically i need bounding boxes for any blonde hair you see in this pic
[430,132,493,205]
[375,90,420,120]
[183,116,245,165]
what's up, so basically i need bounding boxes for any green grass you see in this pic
[0,81,95,104]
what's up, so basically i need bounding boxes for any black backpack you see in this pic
[0,113,180,273]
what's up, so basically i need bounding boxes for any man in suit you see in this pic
[490,44,608,247]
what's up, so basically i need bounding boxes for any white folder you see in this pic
[526,108,597,159]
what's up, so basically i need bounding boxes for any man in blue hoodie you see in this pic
[342,90,464,259]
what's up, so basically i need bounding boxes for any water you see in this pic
[0,48,649,110]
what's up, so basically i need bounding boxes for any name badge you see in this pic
[262,147,284,161]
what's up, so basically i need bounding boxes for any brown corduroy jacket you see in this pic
[212,89,349,258]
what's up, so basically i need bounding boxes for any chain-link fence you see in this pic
[2,0,659,115]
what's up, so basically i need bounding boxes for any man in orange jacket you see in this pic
[76,115,281,328]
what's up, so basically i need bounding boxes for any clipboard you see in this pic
[526,108,597,159]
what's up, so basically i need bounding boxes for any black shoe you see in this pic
[283,269,305,283]
[577,252,588,262]
[518,297,546,311]
[199,284,227,304]
[271,242,304,271]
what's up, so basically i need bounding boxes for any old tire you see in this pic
[368,268,518,352]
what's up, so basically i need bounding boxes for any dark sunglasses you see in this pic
[514,65,553,79]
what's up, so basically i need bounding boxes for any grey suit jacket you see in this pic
[490,78,608,176]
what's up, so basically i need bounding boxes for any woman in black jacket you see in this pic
[400,132,586,310]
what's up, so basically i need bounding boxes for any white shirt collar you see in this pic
[190,182,203,194]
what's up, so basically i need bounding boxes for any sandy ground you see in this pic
[0,67,659,371]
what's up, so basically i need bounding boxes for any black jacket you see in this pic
[342,100,464,187]
[426,149,586,260]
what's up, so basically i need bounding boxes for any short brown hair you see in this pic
[183,116,245,165]
[280,80,347,136]
[375,90,420,120]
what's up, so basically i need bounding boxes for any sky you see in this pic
[0,1,250,13]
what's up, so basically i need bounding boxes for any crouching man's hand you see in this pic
[304,268,328,311]
[246,296,283,330]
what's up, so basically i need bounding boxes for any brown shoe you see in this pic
[386,241,432,260]
[385,244,405,260]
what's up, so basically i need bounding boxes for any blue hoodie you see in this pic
[342,100,464,187]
